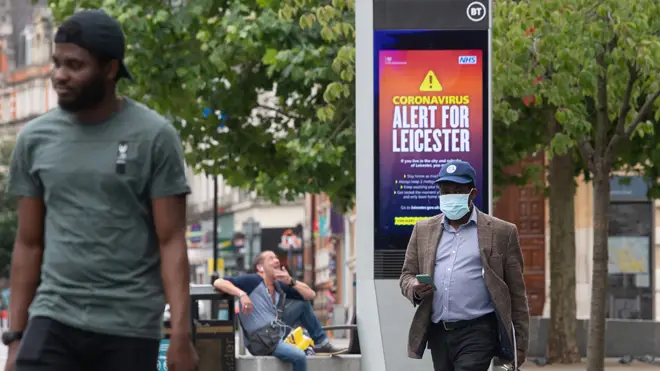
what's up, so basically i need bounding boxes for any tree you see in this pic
[47,0,357,209]
[0,142,17,278]
[48,0,546,212]
[494,20,582,363]
[493,83,581,364]
[496,1,660,370]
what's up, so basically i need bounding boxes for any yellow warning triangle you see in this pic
[419,70,443,92]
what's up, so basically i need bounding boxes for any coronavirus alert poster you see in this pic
[378,49,485,234]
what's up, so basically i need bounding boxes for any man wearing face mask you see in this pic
[399,160,529,371]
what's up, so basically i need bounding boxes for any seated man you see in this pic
[213,251,342,371]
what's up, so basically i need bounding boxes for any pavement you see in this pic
[0,335,348,370]
[522,360,660,370]
[4,340,659,370]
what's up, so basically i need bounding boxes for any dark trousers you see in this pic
[16,317,159,371]
[428,313,498,371]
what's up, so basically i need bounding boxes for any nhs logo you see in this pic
[458,56,477,64]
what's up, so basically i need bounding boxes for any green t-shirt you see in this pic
[7,99,190,339]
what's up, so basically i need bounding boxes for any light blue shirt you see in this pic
[431,208,494,323]
[226,274,305,334]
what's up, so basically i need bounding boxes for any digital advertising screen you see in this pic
[374,30,490,250]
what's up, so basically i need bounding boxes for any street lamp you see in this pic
[212,175,218,274]
[209,175,219,319]
[208,175,220,287]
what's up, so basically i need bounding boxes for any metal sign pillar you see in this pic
[356,1,492,370]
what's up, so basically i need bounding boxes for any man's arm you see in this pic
[150,123,192,340]
[214,278,248,297]
[9,199,45,332]
[214,275,262,306]
[284,280,316,301]
[6,132,46,333]
[399,223,422,305]
[153,196,191,338]
[503,225,530,358]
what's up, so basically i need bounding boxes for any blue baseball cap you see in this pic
[434,160,477,185]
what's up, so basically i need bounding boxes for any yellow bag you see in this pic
[284,326,315,351]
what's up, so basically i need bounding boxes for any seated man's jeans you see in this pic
[269,300,329,371]
[282,300,329,345]
[272,342,308,371]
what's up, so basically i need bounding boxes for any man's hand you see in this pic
[274,268,292,285]
[412,279,433,298]
[4,342,19,371]
[239,294,253,315]
[167,335,198,371]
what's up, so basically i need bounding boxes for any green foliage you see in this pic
[0,143,17,278]
[270,0,355,209]
[619,115,660,197]
[279,0,551,200]
[495,0,660,172]
[47,0,553,210]
[495,1,660,367]
[492,95,546,192]
[47,0,357,210]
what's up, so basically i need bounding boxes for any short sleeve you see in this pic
[149,123,191,198]
[282,284,304,301]
[224,274,262,295]
[7,132,43,198]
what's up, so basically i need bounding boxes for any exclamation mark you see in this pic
[428,75,433,89]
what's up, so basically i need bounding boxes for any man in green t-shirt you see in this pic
[3,9,197,371]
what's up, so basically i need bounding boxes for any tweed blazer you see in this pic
[399,209,529,362]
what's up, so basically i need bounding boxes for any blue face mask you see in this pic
[439,190,473,220]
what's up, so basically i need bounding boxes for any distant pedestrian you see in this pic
[399,160,529,371]
[3,9,197,371]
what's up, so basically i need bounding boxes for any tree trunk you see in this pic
[586,169,610,371]
[547,149,580,363]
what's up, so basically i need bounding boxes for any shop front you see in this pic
[607,176,653,320]
[260,227,304,280]
[311,194,347,330]
[186,213,237,282]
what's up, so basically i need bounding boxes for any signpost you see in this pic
[356,0,492,370]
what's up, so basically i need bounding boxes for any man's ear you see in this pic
[105,60,120,81]
[469,188,478,204]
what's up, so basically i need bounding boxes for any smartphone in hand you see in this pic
[415,274,437,290]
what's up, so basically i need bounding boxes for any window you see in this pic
[18,26,35,67]
[0,94,9,123]
[607,202,653,320]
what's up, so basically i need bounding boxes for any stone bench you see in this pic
[236,354,361,371]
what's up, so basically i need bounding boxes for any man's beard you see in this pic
[57,74,107,112]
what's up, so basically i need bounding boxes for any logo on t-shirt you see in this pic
[116,142,128,174]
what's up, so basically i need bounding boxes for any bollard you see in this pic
[162,284,236,371]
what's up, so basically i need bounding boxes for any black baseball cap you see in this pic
[434,160,477,185]
[54,9,133,81]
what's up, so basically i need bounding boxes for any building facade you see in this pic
[542,174,659,321]
[185,173,306,284]
[495,156,660,322]
[0,2,55,138]
[492,155,547,316]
